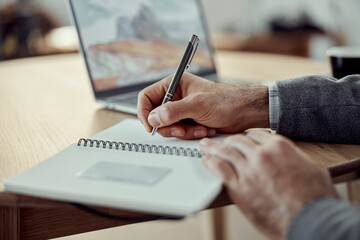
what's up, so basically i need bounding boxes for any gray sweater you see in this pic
[276,74,360,144]
[287,198,360,240]
[276,75,360,240]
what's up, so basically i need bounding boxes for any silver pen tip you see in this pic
[151,128,158,136]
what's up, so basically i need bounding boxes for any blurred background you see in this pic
[0,1,358,240]
[1,0,360,62]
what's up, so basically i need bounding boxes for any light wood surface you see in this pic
[1,52,360,239]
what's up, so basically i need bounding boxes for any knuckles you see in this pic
[137,90,147,102]
[224,134,246,145]
[254,137,292,165]
[214,143,239,158]
[254,149,272,164]
[269,136,292,152]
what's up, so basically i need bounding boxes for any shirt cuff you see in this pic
[268,83,280,131]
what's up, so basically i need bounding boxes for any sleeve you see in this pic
[287,198,360,240]
[276,74,360,144]
[268,84,280,130]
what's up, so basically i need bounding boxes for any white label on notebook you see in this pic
[77,161,171,185]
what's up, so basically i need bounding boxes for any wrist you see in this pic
[240,85,270,129]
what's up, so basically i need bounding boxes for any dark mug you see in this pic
[327,47,360,79]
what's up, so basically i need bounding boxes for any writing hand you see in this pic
[137,73,269,139]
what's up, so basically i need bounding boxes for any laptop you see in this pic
[68,0,219,115]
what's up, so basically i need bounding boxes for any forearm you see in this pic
[275,75,360,143]
[287,198,360,240]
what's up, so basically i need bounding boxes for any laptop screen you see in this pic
[70,0,215,94]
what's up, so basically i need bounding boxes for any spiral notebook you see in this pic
[4,119,222,216]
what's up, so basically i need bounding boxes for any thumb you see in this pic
[148,98,197,128]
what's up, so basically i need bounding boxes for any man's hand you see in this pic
[137,73,269,139]
[199,131,337,240]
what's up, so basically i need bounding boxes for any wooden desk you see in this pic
[1,52,360,240]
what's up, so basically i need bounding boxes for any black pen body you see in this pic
[152,35,199,135]
[162,42,194,104]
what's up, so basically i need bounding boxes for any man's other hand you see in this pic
[199,131,337,240]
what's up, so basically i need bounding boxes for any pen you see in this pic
[151,34,200,136]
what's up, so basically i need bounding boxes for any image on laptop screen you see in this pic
[71,0,215,92]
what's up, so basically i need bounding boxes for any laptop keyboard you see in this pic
[110,95,138,106]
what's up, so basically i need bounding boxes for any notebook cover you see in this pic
[3,119,222,216]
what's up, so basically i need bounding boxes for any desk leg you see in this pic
[0,206,20,240]
[212,208,226,240]
[348,179,360,206]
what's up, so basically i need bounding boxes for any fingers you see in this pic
[147,99,200,129]
[246,130,293,147]
[138,73,214,134]
[246,130,275,144]
[200,138,247,172]
[202,154,238,184]
[156,123,216,140]
[137,76,172,132]
[222,135,259,157]
[247,131,296,152]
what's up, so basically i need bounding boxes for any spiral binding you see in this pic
[77,138,203,158]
